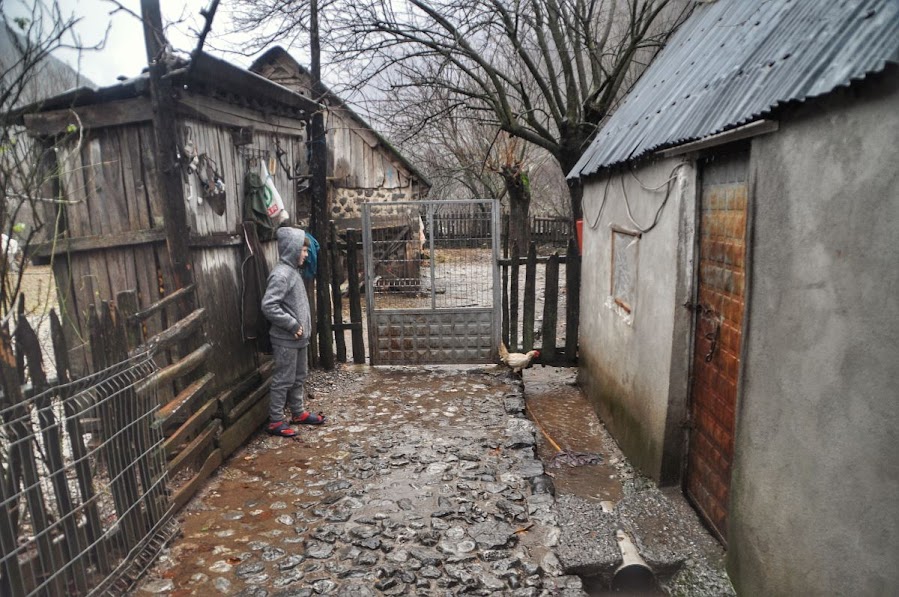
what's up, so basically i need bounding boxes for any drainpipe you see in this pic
[612,529,657,591]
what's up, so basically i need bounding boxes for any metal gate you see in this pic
[362,199,500,365]
[685,150,750,544]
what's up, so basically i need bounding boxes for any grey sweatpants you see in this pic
[269,344,309,422]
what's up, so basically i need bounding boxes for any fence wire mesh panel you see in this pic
[0,353,175,597]
[362,199,500,365]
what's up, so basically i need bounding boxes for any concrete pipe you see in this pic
[612,529,657,592]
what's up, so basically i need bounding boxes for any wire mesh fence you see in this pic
[365,201,497,312]
[0,342,173,597]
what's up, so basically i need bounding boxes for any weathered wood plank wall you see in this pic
[47,115,306,389]
[52,123,172,379]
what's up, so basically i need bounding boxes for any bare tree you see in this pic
[330,0,691,222]
[0,1,101,321]
[232,0,689,245]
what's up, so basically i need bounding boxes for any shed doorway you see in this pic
[685,151,750,544]
[361,199,501,365]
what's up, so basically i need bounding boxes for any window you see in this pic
[611,228,640,313]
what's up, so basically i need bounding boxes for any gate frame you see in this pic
[361,198,501,365]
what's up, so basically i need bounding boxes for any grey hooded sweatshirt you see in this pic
[261,227,312,349]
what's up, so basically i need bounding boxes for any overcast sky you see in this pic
[8,0,304,86]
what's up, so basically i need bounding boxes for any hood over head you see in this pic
[277,226,306,267]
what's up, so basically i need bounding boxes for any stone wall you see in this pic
[331,186,419,221]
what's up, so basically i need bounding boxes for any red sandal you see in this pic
[290,411,326,426]
[266,420,299,437]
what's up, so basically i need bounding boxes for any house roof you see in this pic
[250,47,431,189]
[15,51,320,118]
[569,0,899,179]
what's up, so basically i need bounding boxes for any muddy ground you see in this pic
[134,364,733,596]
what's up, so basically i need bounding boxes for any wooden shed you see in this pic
[251,48,430,289]
[250,47,430,228]
[22,51,319,390]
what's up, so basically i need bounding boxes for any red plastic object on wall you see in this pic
[575,219,584,255]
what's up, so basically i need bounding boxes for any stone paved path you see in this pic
[137,366,585,596]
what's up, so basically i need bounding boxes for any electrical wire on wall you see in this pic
[621,162,687,234]
[583,174,614,231]
[582,161,687,235]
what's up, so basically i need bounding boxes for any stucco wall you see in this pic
[577,158,696,482]
[728,74,899,595]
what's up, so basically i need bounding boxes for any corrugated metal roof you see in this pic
[569,0,899,179]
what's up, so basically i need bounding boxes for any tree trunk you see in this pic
[501,166,531,254]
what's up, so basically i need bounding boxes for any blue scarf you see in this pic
[302,231,320,281]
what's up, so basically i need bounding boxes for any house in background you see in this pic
[250,46,430,229]
[567,0,899,594]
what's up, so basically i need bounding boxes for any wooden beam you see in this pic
[156,372,215,432]
[22,98,153,135]
[167,418,220,477]
[176,92,308,135]
[30,230,243,261]
[172,449,222,512]
[131,307,206,355]
[659,120,779,158]
[213,359,273,417]
[218,395,269,458]
[129,284,196,324]
[136,342,211,397]
[225,377,271,424]
[29,228,166,259]
[163,398,218,458]
[141,0,194,312]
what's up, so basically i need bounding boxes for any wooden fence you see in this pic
[319,225,579,365]
[431,209,571,248]
[0,269,253,596]
[0,298,175,597]
[501,214,572,246]
[432,208,493,247]
[501,238,580,364]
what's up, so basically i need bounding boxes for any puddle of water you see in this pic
[524,367,624,504]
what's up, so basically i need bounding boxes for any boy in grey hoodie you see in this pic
[261,227,326,436]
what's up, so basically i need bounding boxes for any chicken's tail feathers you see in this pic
[498,341,509,360]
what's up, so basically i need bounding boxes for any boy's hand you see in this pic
[295,325,304,338]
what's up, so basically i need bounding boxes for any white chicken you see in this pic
[498,342,540,374]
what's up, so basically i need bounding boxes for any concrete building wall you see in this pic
[577,158,696,483]
[728,74,899,595]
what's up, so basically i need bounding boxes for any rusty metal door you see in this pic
[685,151,749,543]
[362,199,500,365]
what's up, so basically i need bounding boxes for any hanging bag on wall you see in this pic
[243,169,278,241]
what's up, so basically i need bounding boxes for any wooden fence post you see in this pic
[565,237,580,362]
[0,326,29,597]
[523,242,537,351]
[18,316,88,594]
[116,290,144,350]
[346,229,365,364]
[541,253,560,362]
[90,303,140,553]
[501,243,509,347]
[510,242,520,351]
[5,322,65,595]
[51,310,109,573]
[329,222,347,363]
